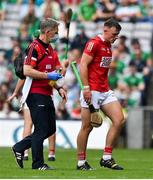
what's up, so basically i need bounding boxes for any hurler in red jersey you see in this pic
[77,18,125,171]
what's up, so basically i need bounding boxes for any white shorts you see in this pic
[80,90,118,109]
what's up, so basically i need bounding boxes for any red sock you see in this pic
[103,147,112,155]
[49,149,55,155]
[78,152,86,161]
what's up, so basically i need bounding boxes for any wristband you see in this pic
[83,85,90,89]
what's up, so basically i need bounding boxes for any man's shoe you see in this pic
[48,156,55,161]
[12,147,24,168]
[76,161,93,170]
[37,164,55,170]
[100,158,123,170]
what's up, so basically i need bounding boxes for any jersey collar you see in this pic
[97,34,111,46]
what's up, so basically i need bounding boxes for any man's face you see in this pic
[104,26,120,44]
[46,26,58,43]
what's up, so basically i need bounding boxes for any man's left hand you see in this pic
[58,87,67,103]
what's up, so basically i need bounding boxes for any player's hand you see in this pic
[47,71,63,80]
[7,92,17,102]
[58,87,67,103]
[83,88,92,105]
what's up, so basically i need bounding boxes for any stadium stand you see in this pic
[0,0,153,121]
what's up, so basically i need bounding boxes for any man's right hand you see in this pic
[47,71,63,80]
[7,92,17,102]
[83,87,92,105]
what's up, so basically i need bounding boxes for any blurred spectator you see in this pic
[118,35,130,53]
[78,0,97,22]
[64,67,80,115]
[70,24,89,52]
[0,53,9,84]
[112,43,131,74]
[40,0,61,20]
[11,44,22,61]
[115,0,141,22]
[130,47,147,73]
[114,79,128,108]
[123,61,145,106]
[4,37,19,63]
[130,38,153,105]
[8,0,21,3]
[151,27,153,55]
[138,0,153,22]
[95,0,116,22]
[19,0,42,19]
[0,101,20,118]
[42,5,53,19]
[0,81,20,116]
[130,38,152,65]
[6,44,21,88]
[22,1,40,37]
[21,0,44,6]
[70,48,82,63]
[17,23,32,50]
[0,82,9,110]
[108,68,121,90]
[0,1,6,21]
[71,99,81,120]
[64,0,81,6]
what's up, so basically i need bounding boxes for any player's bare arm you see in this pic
[80,53,92,86]
[7,79,25,102]
[24,65,48,79]
[80,53,92,104]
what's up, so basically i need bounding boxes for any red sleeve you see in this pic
[83,39,98,57]
[24,47,38,68]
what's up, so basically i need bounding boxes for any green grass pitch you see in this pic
[0,147,153,178]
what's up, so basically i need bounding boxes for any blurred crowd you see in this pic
[0,0,153,120]
[1,0,153,23]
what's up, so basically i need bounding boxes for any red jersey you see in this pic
[24,39,61,96]
[83,34,112,92]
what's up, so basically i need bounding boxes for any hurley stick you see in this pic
[49,9,72,87]
[64,8,73,60]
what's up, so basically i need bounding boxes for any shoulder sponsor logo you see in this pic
[87,42,94,52]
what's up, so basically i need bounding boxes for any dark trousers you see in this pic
[14,93,56,169]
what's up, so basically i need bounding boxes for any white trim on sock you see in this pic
[78,160,86,166]
[103,154,111,160]
[48,154,55,158]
